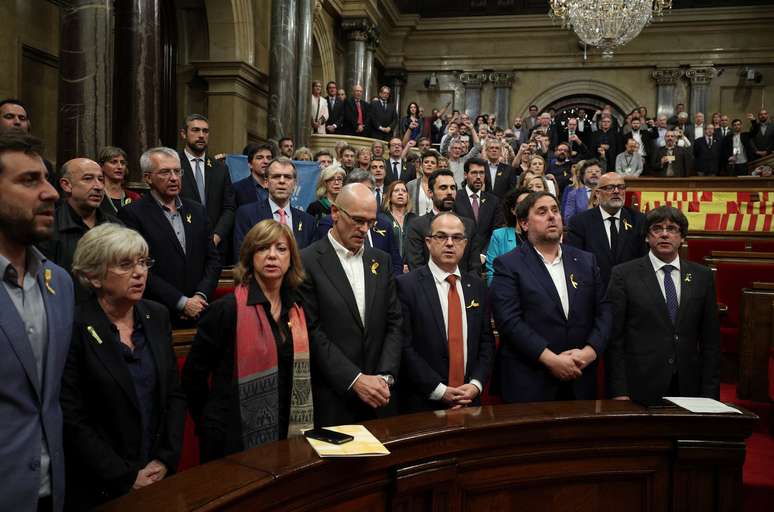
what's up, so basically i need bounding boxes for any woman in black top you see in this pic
[306,164,346,221]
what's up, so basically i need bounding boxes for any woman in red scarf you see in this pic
[183,220,313,462]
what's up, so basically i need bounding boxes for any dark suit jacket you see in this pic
[490,243,612,402]
[625,129,655,157]
[693,136,722,176]
[591,129,624,172]
[179,152,235,244]
[233,199,315,259]
[232,175,269,209]
[384,158,415,186]
[118,194,221,325]
[749,122,774,154]
[314,213,403,275]
[606,256,721,402]
[721,131,751,166]
[324,95,343,133]
[405,212,483,275]
[396,267,494,413]
[651,146,693,177]
[61,298,185,509]
[483,162,518,199]
[0,257,73,512]
[299,237,403,427]
[369,99,398,140]
[564,206,647,287]
[454,190,503,253]
[341,98,370,136]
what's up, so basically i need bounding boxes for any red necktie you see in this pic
[278,208,287,225]
[356,100,363,125]
[446,275,464,387]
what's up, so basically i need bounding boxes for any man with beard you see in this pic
[591,116,623,172]
[324,81,343,134]
[490,192,611,403]
[510,116,528,150]
[652,130,693,177]
[624,117,652,172]
[0,133,73,512]
[405,169,482,274]
[455,158,503,258]
[562,159,602,223]
[560,117,590,158]
[233,143,274,208]
[722,119,751,176]
[547,142,574,192]
[615,138,644,177]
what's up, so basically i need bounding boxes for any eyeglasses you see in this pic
[110,257,155,274]
[649,224,681,235]
[337,206,377,229]
[428,233,467,244]
[327,176,344,183]
[155,169,183,178]
[598,184,627,192]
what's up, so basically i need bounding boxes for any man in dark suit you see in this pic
[565,172,647,287]
[651,130,693,177]
[341,84,369,136]
[119,147,221,327]
[405,169,483,274]
[591,116,623,172]
[748,109,774,159]
[0,133,73,512]
[397,212,495,413]
[299,183,402,427]
[722,119,751,176]
[693,124,722,176]
[490,191,612,403]
[369,85,398,141]
[455,158,503,255]
[606,206,720,402]
[324,81,343,134]
[232,142,273,208]
[233,157,314,257]
[482,138,517,198]
[624,117,654,172]
[178,114,235,262]
[384,137,414,185]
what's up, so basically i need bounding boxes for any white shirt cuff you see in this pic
[470,379,483,394]
[429,383,446,401]
[348,372,362,391]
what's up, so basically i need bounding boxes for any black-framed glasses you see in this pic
[110,257,155,274]
[598,184,627,192]
[337,206,377,229]
[428,233,467,244]
[649,224,680,235]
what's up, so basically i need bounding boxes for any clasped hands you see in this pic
[539,345,597,381]
[441,384,479,410]
[353,374,391,409]
[133,459,167,490]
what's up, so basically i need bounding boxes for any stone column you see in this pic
[490,71,514,129]
[342,18,372,94]
[650,68,683,118]
[113,0,160,183]
[363,30,380,101]
[56,0,113,166]
[384,69,407,124]
[294,0,313,147]
[459,72,488,119]
[268,0,298,140]
[685,66,718,118]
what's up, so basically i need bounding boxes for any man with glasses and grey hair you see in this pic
[119,147,221,327]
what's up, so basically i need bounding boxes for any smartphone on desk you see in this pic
[304,428,354,445]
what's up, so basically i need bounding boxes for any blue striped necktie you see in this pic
[662,265,679,324]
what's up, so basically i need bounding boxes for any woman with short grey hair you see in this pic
[61,223,186,509]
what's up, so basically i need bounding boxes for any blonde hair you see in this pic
[72,223,148,289]
[384,180,413,214]
[528,154,546,175]
[315,164,346,199]
[233,220,305,288]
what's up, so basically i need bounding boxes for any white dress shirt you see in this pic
[487,161,498,187]
[426,259,482,400]
[184,148,206,189]
[693,124,704,140]
[388,158,402,180]
[535,245,570,319]
[648,251,681,303]
[268,197,293,228]
[599,206,620,247]
[327,231,366,324]
[466,185,481,210]
[418,184,434,215]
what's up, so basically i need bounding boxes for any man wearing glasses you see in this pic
[565,172,647,287]
[119,147,221,327]
[299,183,402,426]
[606,206,720,403]
[396,213,494,413]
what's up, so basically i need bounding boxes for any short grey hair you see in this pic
[72,223,149,289]
[344,168,375,187]
[316,164,346,199]
[140,147,180,175]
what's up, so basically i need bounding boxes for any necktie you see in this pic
[194,158,206,205]
[277,208,287,225]
[445,275,464,387]
[662,265,679,324]
[471,194,480,221]
[381,100,386,110]
[356,100,363,125]
[707,136,712,148]
[608,216,619,256]
[392,161,399,179]
[375,188,382,206]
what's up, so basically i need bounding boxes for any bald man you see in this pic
[38,158,122,275]
[342,84,370,136]
[299,183,402,426]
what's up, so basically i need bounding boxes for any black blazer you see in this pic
[119,194,221,325]
[61,298,185,509]
[721,131,751,165]
[179,152,236,243]
[483,162,519,199]
[606,256,721,402]
[591,129,624,172]
[564,206,647,287]
[384,158,415,186]
[341,98,370,136]
[405,212,483,275]
[324,96,343,132]
[693,136,723,176]
[396,267,495,413]
[232,198,315,260]
[232,175,269,209]
[369,99,398,140]
[650,146,694,177]
[299,237,403,427]
[454,190,504,253]
[314,213,403,275]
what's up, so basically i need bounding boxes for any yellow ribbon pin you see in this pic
[684,273,692,283]
[298,221,303,232]
[87,325,103,345]
[186,213,192,224]
[569,273,578,289]
[43,268,56,295]
[370,261,379,275]
[373,228,387,237]
[206,159,212,168]
[466,299,480,309]
[623,219,632,231]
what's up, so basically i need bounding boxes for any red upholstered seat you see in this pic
[176,355,200,472]
[212,285,235,301]
[751,239,774,253]
[687,238,747,264]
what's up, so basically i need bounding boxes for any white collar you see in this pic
[599,206,620,221]
[648,250,681,273]
[328,230,364,258]
[534,244,562,266]
[268,196,290,215]
[466,185,480,198]
[184,148,205,163]
[428,258,461,285]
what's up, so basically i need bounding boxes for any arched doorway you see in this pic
[544,94,627,129]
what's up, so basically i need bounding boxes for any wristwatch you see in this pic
[379,374,395,387]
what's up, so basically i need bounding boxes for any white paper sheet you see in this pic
[663,397,742,414]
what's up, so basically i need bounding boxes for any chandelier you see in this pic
[549,1,672,57]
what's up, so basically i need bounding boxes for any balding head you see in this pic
[331,183,377,253]
[60,158,105,217]
[596,172,625,214]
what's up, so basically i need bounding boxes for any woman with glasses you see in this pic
[61,223,185,509]
[307,164,346,221]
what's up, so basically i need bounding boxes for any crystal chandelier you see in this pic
[549,1,672,57]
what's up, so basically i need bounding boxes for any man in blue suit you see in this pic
[490,191,611,403]
[232,142,273,208]
[233,157,315,258]
[0,133,73,512]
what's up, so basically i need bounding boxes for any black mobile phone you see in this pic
[304,428,354,445]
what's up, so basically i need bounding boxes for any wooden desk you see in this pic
[738,282,774,401]
[101,401,756,512]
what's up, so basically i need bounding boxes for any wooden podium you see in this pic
[102,401,756,512]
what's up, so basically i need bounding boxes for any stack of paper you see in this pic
[305,425,390,457]
[664,397,742,414]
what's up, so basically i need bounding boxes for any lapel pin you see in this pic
[145,314,150,319]
[623,219,632,231]
[43,268,56,295]
[298,221,303,232]
[497,171,503,176]
[684,273,692,283]
[206,158,212,168]
[569,273,578,289]
[186,213,192,224]
[373,227,387,237]
[466,299,480,309]
[370,261,380,275]
[87,325,103,345]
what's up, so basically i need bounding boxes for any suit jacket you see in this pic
[118,194,221,325]
[749,122,774,154]
[721,131,751,165]
[299,237,403,427]
[490,243,612,402]
[384,158,415,186]
[61,298,185,509]
[561,186,591,224]
[396,267,495,413]
[625,129,655,157]
[565,206,647,287]
[650,146,694,177]
[454,190,503,253]
[314,213,402,275]
[232,175,269,209]
[179,152,236,244]
[591,129,624,172]
[405,212,483,275]
[324,95,343,133]
[483,162,519,199]
[0,256,73,512]
[606,256,721,402]
[341,98,370,136]
[693,136,722,176]
[233,199,315,259]
[369,99,398,140]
